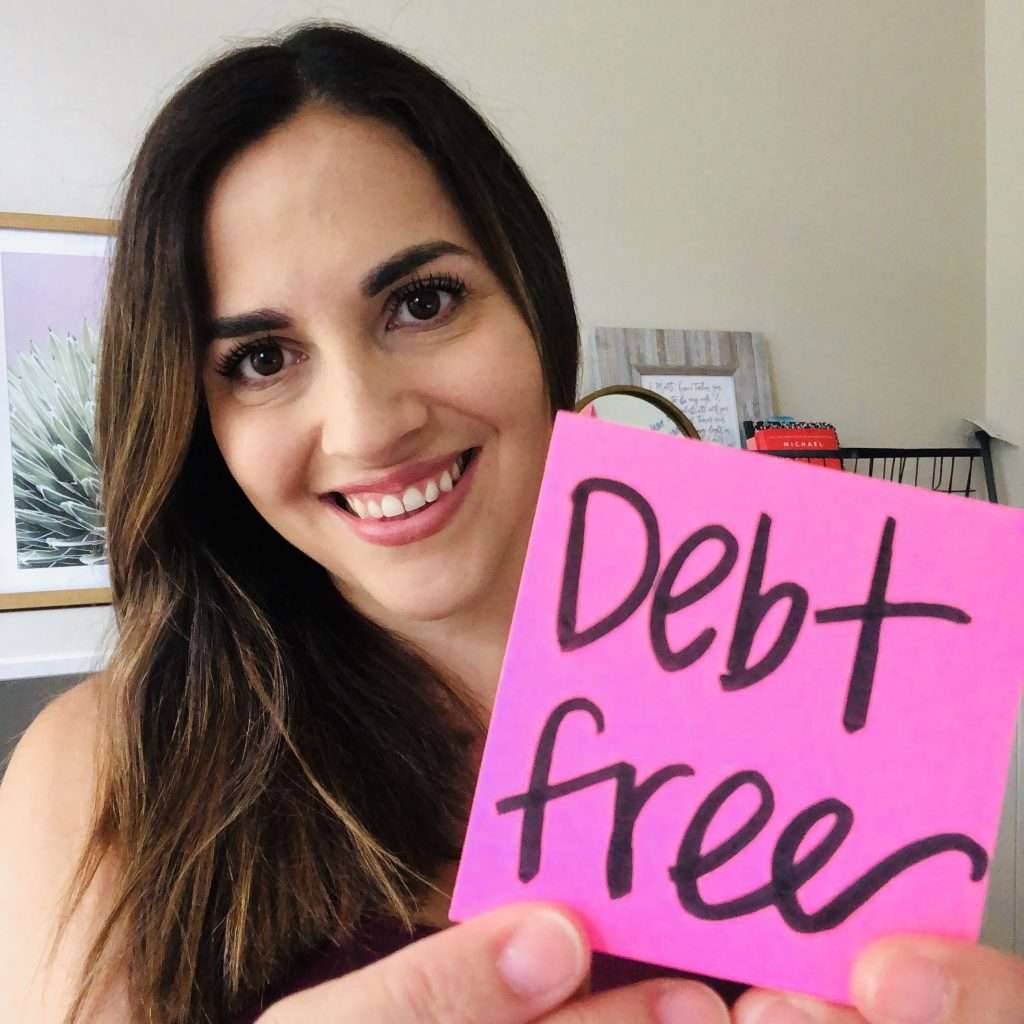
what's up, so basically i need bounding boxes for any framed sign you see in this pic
[581,328,774,447]
[0,212,115,611]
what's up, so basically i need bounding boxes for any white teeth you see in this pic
[337,454,469,521]
[402,486,426,512]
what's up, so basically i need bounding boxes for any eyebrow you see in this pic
[205,239,473,342]
[361,240,472,297]
[206,308,292,342]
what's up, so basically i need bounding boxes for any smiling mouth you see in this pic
[330,448,478,520]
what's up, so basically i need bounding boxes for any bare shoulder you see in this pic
[0,672,129,1021]
[1,672,104,828]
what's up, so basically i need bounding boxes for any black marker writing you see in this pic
[556,479,972,732]
[719,514,808,690]
[498,698,989,932]
[651,525,738,672]
[815,517,971,732]
[557,479,660,652]
[495,698,694,899]
[670,773,988,932]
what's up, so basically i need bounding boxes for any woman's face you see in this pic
[201,106,553,627]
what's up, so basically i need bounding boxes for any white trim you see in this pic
[0,651,107,682]
[0,604,115,681]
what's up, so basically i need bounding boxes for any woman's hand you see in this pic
[732,936,1024,1023]
[257,902,730,1024]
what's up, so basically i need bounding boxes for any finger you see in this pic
[732,986,867,1023]
[258,902,589,1024]
[850,935,1024,1023]
[542,978,730,1024]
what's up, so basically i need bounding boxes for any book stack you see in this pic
[743,419,842,470]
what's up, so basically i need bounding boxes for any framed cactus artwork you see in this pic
[0,212,115,611]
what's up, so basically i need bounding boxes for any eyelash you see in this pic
[212,271,469,382]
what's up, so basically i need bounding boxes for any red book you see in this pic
[753,423,842,470]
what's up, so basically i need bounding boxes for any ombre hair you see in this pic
[58,21,579,1023]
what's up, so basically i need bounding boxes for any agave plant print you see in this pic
[0,214,114,610]
[9,322,103,567]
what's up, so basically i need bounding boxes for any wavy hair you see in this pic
[57,22,579,1023]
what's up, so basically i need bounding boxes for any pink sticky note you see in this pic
[451,411,1024,1003]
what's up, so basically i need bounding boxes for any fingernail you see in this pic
[863,953,956,1024]
[656,981,730,1024]
[736,995,818,1024]
[497,909,586,998]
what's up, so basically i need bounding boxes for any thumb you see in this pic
[259,902,590,1023]
[851,934,1024,1023]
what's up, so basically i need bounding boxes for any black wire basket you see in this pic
[749,429,999,504]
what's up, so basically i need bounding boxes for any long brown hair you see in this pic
[58,21,579,1024]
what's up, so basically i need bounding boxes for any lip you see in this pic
[320,449,480,548]
[323,450,466,497]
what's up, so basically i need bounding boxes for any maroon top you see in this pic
[232,918,748,1022]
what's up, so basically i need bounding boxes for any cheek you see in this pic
[500,347,553,448]
[445,320,550,432]
[209,404,306,509]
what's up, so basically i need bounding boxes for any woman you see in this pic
[0,21,1021,1024]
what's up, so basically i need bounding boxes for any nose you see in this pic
[314,344,430,466]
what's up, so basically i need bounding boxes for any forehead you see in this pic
[202,105,475,312]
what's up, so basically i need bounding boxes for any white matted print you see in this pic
[0,214,114,610]
[581,327,774,447]
[640,372,742,447]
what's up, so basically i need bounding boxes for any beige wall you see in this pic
[982,0,1024,955]
[2,1,988,449]
[986,0,1024,506]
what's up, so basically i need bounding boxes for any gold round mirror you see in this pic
[574,384,701,440]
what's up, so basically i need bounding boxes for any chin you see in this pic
[392,573,490,623]
[329,567,488,628]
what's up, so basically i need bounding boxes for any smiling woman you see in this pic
[199,108,552,632]
[0,22,585,1024]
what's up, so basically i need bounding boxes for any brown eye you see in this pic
[249,344,284,375]
[406,289,442,320]
[213,338,301,387]
[385,272,467,330]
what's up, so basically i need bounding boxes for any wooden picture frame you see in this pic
[0,212,116,611]
[581,327,775,448]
